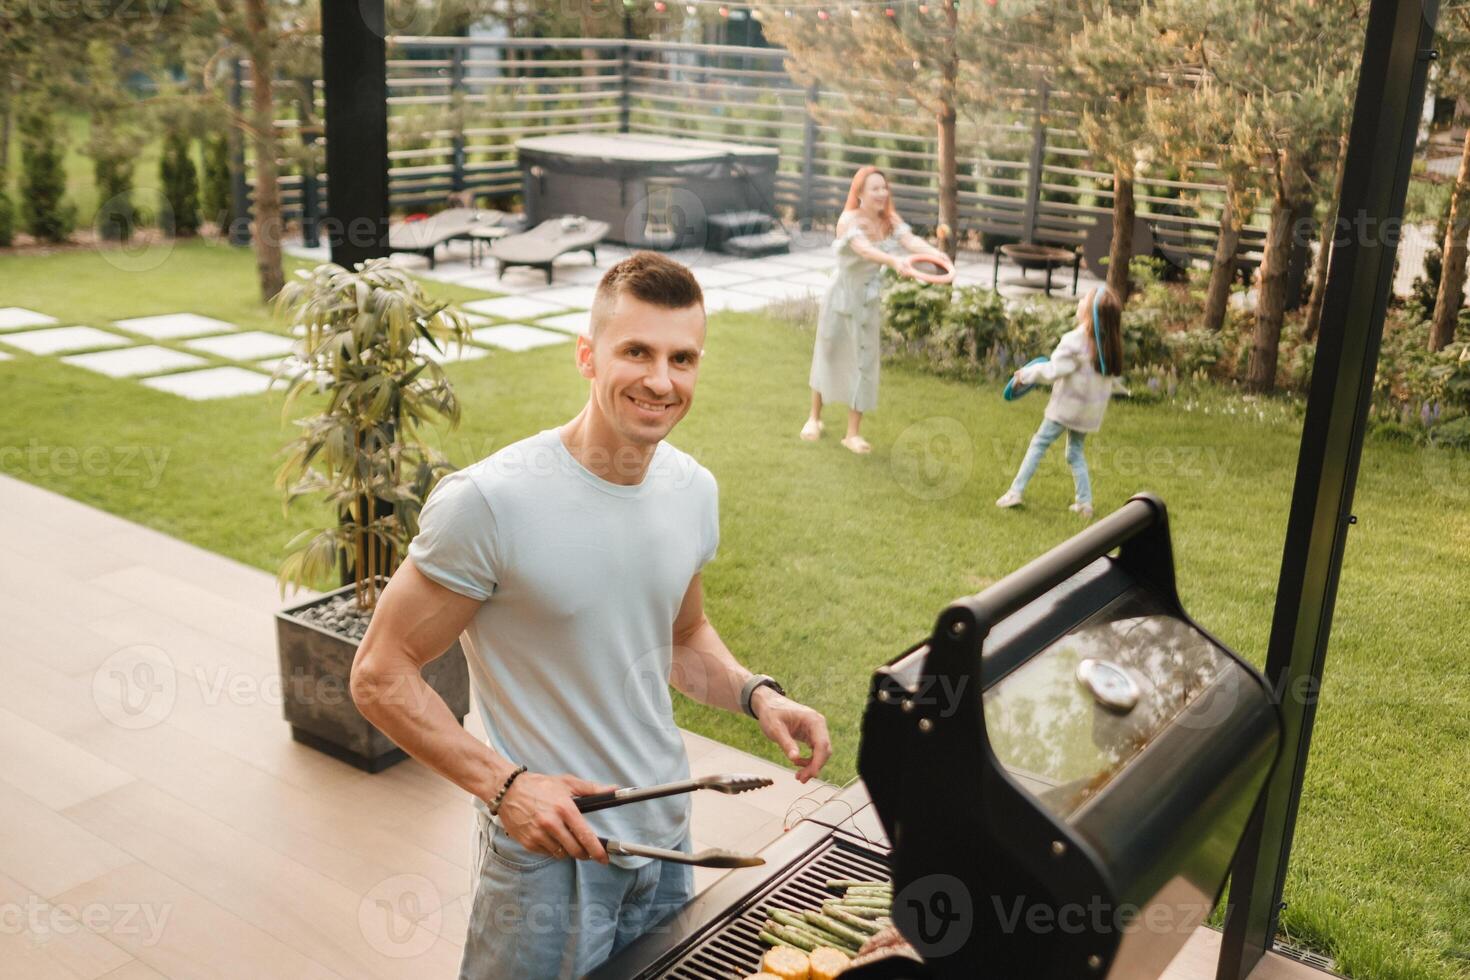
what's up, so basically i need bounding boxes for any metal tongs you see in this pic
[575,773,774,868]
[573,773,773,813]
[598,838,765,868]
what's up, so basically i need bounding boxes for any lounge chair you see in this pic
[486,216,610,284]
[388,208,510,269]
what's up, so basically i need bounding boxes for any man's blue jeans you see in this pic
[458,809,694,979]
[1009,418,1092,504]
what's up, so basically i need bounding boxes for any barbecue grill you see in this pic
[593,494,1282,980]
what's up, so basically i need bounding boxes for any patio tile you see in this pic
[537,311,592,335]
[715,257,808,278]
[0,351,10,361]
[790,269,834,287]
[0,307,60,330]
[461,295,569,320]
[0,326,131,355]
[470,324,573,352]
[140,366,274,400]
[61,346,209,378]
[549,265,608,286]
[693,267,757,289]
[184,331,299,360]
[729,278,822,301]
[777,249,839,270]
[411,338,491,363]
[701,289,773,313]
[113,313,237,340]
[452,273,542,295]
[528,285,599,309]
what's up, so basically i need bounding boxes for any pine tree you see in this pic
[18,106,75,243]
[1429,7,1470,351]
[160,130,202,237]
[756,0,973,258]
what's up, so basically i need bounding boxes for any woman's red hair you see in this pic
[844,166,901,239]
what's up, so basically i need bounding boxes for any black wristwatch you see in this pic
[741,674,786,718]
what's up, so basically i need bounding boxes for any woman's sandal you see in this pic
[800,418,825,441]
[841,435,872,455]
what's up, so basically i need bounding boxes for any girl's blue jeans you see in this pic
[1010,418,1092,504]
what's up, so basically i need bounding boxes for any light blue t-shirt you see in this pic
[407,427,719,866]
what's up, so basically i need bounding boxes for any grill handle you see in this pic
[949,492,1174,632]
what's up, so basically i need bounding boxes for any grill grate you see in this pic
[657,837,889,979]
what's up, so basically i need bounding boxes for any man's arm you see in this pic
[669,574,832,783]
[351,558,614,862]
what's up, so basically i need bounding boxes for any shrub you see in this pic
[0,188,13,247]
[1430,415,1470,450]
[1166,328,1225,379]
[882,275,951,342]
[18,108,75,243]
[159,131,201,237]
[93,152,136,243]
[201,132,233,231]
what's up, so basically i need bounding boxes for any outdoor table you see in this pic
[992,242,1082,296]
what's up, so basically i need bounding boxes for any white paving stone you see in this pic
[0,326,131,355]
[716,257,808,278]
[729,278,822,301]
[790,269,834,287]
[0,307,60,330]
[0,350,11,361]
[693,267,758,289]
[185,331,299,360]
[411,338,491,363]
[701,289,773,313]
[537,311,592,335]
[454,273,543,295]
[528,285,599,310]
[113,313,237,340]
[471,324,573,352]
[61,346,209,378]
[462,295,570,320]
[777,250,839,270]
[549,265,608,286]
[140,366,274,400]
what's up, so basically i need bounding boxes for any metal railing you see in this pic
[235,35,1269,264]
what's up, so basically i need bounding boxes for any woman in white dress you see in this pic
[802,166,953,453]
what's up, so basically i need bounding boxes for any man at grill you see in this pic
[349,251,833,978]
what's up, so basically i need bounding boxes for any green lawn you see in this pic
[1,242,1467,979]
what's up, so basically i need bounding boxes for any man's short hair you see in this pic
[588,251,704,339]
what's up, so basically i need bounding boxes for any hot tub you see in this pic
[516,133,781,250]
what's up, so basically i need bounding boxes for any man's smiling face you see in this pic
[577,293,706,447]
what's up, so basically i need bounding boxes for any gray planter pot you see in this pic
[276,583,470,772]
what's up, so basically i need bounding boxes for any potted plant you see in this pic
[273,258,476,772]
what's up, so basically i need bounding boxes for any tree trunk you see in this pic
[1249,192,1294,392]
[1108,165,1135,303]
[935,0,959,260]
[245,0,284,302]
[1304,136,1349,340]
[1204,193,1240,332]
[1430,127,1470,351]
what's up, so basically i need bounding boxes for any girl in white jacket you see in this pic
[996,285,1123,519]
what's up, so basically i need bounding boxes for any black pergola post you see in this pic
[321,0,390,267]
[1215,0,1439,976]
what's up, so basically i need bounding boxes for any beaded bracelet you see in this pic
[488,764,528,816]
